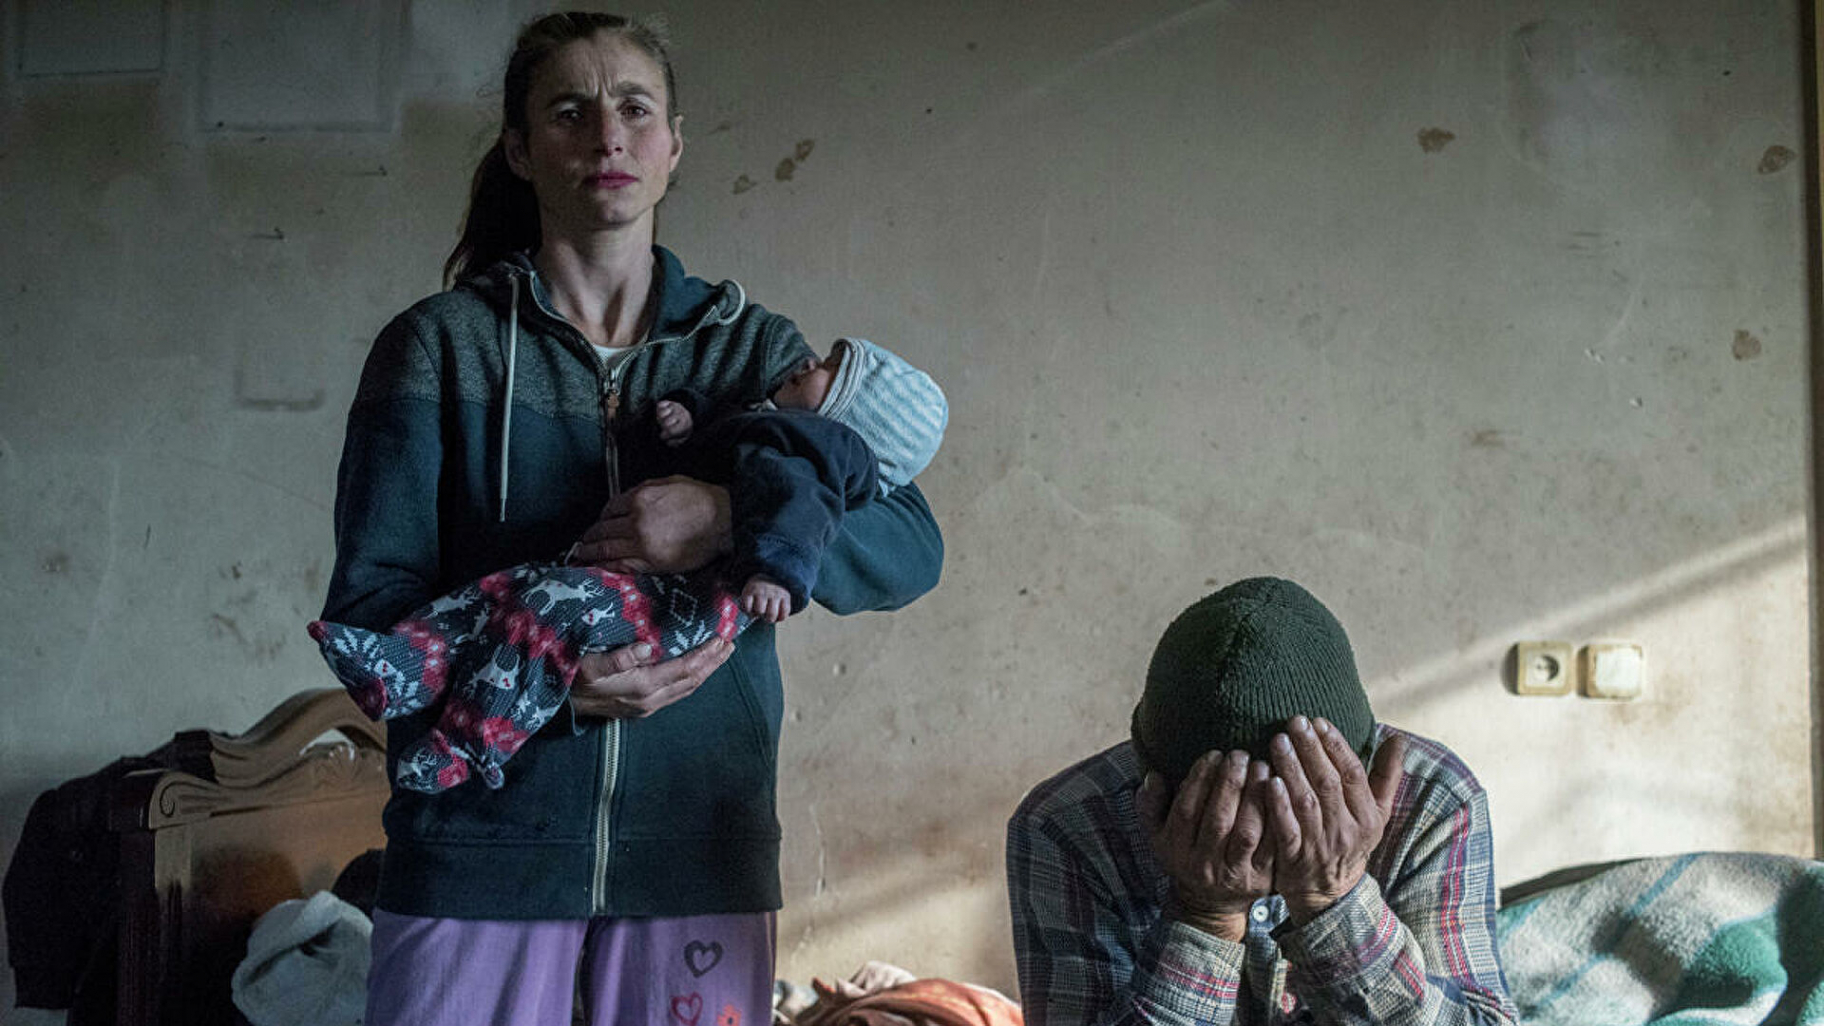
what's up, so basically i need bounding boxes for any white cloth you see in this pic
[230,890,371,1026]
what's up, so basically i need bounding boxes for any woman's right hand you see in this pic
[570,476,733,574]
[570,636,735,719]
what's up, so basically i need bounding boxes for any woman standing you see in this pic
[321,13,943,1025]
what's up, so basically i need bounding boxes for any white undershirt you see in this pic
[592,343,639,374]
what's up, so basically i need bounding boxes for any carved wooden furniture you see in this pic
[107,688,387,1026]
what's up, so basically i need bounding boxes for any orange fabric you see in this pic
[820,979,1022,1026]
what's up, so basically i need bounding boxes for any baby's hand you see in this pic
[741,576,792,624]
[656,399,694,446]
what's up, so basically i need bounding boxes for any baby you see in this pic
[308,338,946,793]
[653,336,943,621]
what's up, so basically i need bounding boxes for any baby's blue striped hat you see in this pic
[818,339,947,494]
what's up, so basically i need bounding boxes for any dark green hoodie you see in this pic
[322,247,943,918]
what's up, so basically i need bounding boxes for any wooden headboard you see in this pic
[106,688,388,1026]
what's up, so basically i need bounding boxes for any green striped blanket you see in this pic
[1496,852,1824,1025]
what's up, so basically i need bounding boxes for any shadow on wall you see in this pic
[770,518,1810,989]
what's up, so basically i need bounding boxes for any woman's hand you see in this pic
[570,476,733,573]
[570,636,735,719]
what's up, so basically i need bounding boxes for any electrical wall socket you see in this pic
[1515,641,1575,695]
[1582,642,1645,700]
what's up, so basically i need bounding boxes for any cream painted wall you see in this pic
[0,0,1811,1010]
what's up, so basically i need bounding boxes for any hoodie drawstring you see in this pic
[715,280,747,326]
[494,269,744,523]
[498,274,520,522]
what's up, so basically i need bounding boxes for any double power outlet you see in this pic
[1514,640,1644,700]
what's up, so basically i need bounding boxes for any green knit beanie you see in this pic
[1131,577,1375,785]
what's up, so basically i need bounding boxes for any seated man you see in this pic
[1006,577,1517,1025]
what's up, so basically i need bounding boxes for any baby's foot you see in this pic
[393,729,472,793]
[436,694,537,790]
[307,620,449,720]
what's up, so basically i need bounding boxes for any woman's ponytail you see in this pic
[444,141,540,288]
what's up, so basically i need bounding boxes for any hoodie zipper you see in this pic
[592,713,622,912]
[600,370,624,497]
[493,268,627,913]
[510,272,742,917]
[589,344,694,912]
[591,358,626,913]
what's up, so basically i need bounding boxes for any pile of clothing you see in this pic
[773,961,1021,1026]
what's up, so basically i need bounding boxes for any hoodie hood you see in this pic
[456,245,750,521]
[460,245,746,351]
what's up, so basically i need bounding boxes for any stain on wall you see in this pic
[774,139,818,182]
[1733,329,1764,360]
[1417,127,1456,153]
[1758,145,1796,174]
[1502,13,1686,196]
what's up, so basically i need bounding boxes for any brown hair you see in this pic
[443,12,679,286]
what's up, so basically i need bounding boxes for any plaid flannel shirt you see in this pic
[1007,725,1517,1026]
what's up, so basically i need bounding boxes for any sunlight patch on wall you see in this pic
[1367,517,1811,885]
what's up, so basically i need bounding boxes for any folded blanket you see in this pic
[1495,852,1824,1025]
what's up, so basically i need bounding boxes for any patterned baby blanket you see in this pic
[1495,852,1824,1025]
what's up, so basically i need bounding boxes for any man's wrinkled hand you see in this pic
[1264,717,1406,923]
[1137,749,1276,941]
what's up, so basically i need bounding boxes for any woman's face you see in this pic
[505,32,682,242]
